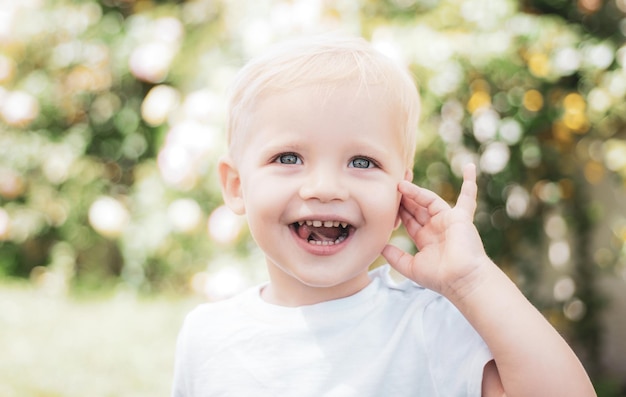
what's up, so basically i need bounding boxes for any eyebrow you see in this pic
[349,138,394,158]
[255,139,305,157]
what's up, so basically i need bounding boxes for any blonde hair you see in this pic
[226,35,421,167]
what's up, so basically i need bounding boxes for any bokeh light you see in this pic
[208,205,245,245]
[141,85,180,126]
[88,196,130,238]
[167,198,203,234]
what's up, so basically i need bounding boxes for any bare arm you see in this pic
[382,164,596,397]
[458,254,594,396]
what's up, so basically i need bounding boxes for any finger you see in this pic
[398,204,424,237]
[398,180,450,217]
[455,163,478,217]
[381,244,416,281]
[398,196,432,228]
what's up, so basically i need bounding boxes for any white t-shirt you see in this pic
[172,265,492,397]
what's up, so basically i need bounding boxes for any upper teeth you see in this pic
[298,220,348,228]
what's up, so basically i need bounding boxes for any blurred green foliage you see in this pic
[1,0,625,389]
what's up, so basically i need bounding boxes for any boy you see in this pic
[172,36,596,396]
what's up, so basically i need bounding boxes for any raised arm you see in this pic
[382,164,596,397]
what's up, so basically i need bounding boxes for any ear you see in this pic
[403,168,413,183]
[217,155,246,215]
[394,168,414,229]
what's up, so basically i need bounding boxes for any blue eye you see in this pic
[276,153,301,164]
[350,157,374,169]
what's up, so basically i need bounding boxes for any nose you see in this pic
[299,165,349,202]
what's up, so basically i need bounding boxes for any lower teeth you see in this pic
[308,235,346,246]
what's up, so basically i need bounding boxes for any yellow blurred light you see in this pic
[563,92,586,111]
[563,111,589,133]
[552,121,572,143]
[467,91,491,114]
[141,85,180,126]
[562,93,589,132]
[583,161,605,184]
[469,79,490,93]
[528,53,550,77]
[523,89,543,112]
[67,64,111,93]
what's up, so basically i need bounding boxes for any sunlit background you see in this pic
[1,0,626,395]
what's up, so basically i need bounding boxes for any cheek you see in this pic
[359,184,402,226]
[241,177,293,221]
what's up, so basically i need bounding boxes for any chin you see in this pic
[293,266,370,290]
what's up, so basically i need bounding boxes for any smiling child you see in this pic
[172,35,596,397]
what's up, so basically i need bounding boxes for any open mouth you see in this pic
[292,220,352,246]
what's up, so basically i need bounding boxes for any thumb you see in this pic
[381,244,415,281]
[456,163,478,218]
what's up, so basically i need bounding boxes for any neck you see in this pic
[261,265,371,307]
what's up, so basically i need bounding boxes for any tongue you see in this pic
[297,224,343,242]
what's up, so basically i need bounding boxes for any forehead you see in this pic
[225,38,420,167]
[257,81,390,111]
[233,84,405,158]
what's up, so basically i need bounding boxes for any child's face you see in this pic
[222,83,411,305]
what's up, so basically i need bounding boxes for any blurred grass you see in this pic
[1,279,623,396]
[0,281,200,397]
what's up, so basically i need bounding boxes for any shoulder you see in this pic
[374,267,492,394]
[366,265,462,335]
[371,265,442,307]
[179,286,260,340]
[185,294,242,322]
[373,265,479,333]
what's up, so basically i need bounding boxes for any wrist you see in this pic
[443,256,502,308]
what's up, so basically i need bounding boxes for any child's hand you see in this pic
[384,164,597,397]
[382,164,492,302]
